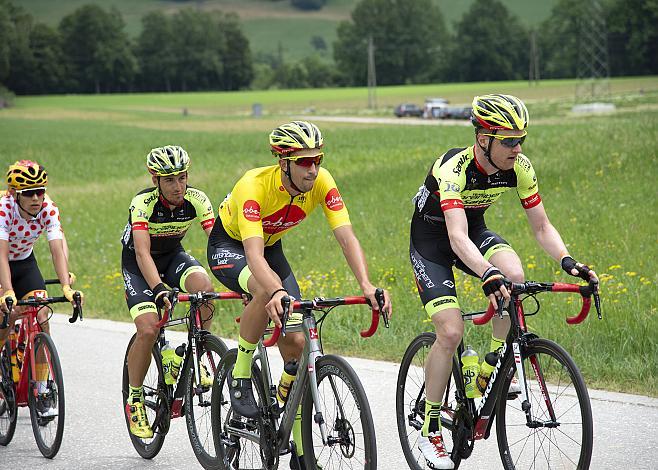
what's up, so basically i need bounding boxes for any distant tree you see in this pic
[0,1,15,82]
[310,35,327,52]
[59,5,136,93]
[136,11,176,91]
[444,0,528,82]
[606,0,658,76]
[537,0,585,79]
[334,0,448,86]
[219,13,253,90]
[291,0,326,11]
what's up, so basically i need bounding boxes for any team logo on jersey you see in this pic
[480,236,495,249]
[242,200,261,221]
[325,188,344,211]
[442,280,455,289]
[262,205,307,234]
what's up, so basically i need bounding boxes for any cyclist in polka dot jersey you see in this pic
[0,161,83,340]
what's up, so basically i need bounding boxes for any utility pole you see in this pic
[528,30,540,86]
[575,0,610,102]
[367,36,377,110]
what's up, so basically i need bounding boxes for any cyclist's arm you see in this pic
[444,208,493,277]
[524,203,570,262]
[48,238,71,287]
[133,230,162,290]
[0,240,12,293]
[332,225,392,315]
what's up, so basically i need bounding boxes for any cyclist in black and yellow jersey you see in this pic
[207,121,391,469]
[410,95,598,469]
[122,146,216,439]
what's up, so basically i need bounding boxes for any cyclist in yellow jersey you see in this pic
[410,95,598,469]
[207,121,391,469]
[122,146,216,439]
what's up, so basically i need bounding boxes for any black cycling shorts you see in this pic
[207,222,301,299]
[8,253,47,299]
[410,226,514,318]
[121,248,206,320]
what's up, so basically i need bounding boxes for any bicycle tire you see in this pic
[301,354,377,470]
[28,332,65,458]
[0,340,17,446]
[496,338,593,470]
[395,332,464,470]
[122,333,168,459]
[185,333,229,470]
[211,348,267,470]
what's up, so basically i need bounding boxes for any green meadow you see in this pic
[1,77,657,395]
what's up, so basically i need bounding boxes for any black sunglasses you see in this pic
[17,188,46,198]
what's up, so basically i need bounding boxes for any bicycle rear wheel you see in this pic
[395,332,463,470]
[28,332,65,458]
[496,338,593,470]
[301,354,377,470]
[211,348,267,470]
[185,333,228,469]
[122,333,168,459]
[0,340,17,446]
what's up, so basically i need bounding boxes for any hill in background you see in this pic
[18,0,556,62]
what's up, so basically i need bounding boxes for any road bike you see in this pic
[212,289,388,470]
[396,279,601,469]
[0,279,82,458]
[122,290,240,469]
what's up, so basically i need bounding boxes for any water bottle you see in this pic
[461,345,481,398]
[9,331,20,383]
[476,352,499,394]
[277,360,299,404]
[171,344,186,380]
[161,341,178,385]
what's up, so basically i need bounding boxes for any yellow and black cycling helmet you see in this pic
[471,94,529,131]
[146,145,190,176]
[269,121,323,157]
[7,160,48,190]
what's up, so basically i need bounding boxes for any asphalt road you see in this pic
[1,314,656,469]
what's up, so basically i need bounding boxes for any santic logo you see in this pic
[325,188,344,211]
[242,200,261,221]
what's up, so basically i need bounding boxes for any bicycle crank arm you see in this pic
[224,425,261,445]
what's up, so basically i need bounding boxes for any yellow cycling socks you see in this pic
[422,399,442,436]
[293,405,303,457]
[490,335,505,354]
[129,385,144,404]
[234,336,257,379]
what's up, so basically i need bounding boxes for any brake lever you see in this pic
[0,298,12,329]
[374,288,389,328]
[69,291,83,323]
[591,280,602,320]
[280,296,291,337]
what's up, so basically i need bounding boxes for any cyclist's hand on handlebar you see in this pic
[63,285,84,305]
[561,256,598,283]
[363,284,392,319]
[265,288,290,329]
[481,266,509,310]
[0,289,17,314]
[68,271,77,286]
[153,283,172,311]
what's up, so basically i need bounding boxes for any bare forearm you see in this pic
[136,252,163,289]
[340,236,372,290]
[534,223,569,262]
[50,243,70,285]
[450,236,492,277]
[246,253,287,296]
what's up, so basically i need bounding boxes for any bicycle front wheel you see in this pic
[185,333,228,469]
[301,354,376,470]
[28,332,65,458]
[0,340,18,446]
[122,333,168,459]
[496,338,593,470]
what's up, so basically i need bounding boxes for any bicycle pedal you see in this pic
[506,391,521,400]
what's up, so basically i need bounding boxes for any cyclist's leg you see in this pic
[0,255,45,342]
[164,251,214,329]
[410,239,459,469]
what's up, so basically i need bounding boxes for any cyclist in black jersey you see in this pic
[122,146,216,439]
[409,95,598,469]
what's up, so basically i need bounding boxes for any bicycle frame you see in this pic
[224,292,386,457]
[446,280,600,443]
[151,291,241,424]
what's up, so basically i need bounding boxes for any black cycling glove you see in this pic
[153,283,170,310]
[481,267,506,297]
[561,256,592,281]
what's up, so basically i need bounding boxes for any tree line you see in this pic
[1,0,656,97]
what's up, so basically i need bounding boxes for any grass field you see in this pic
[1,77,657,396]
[19,0,558,61]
